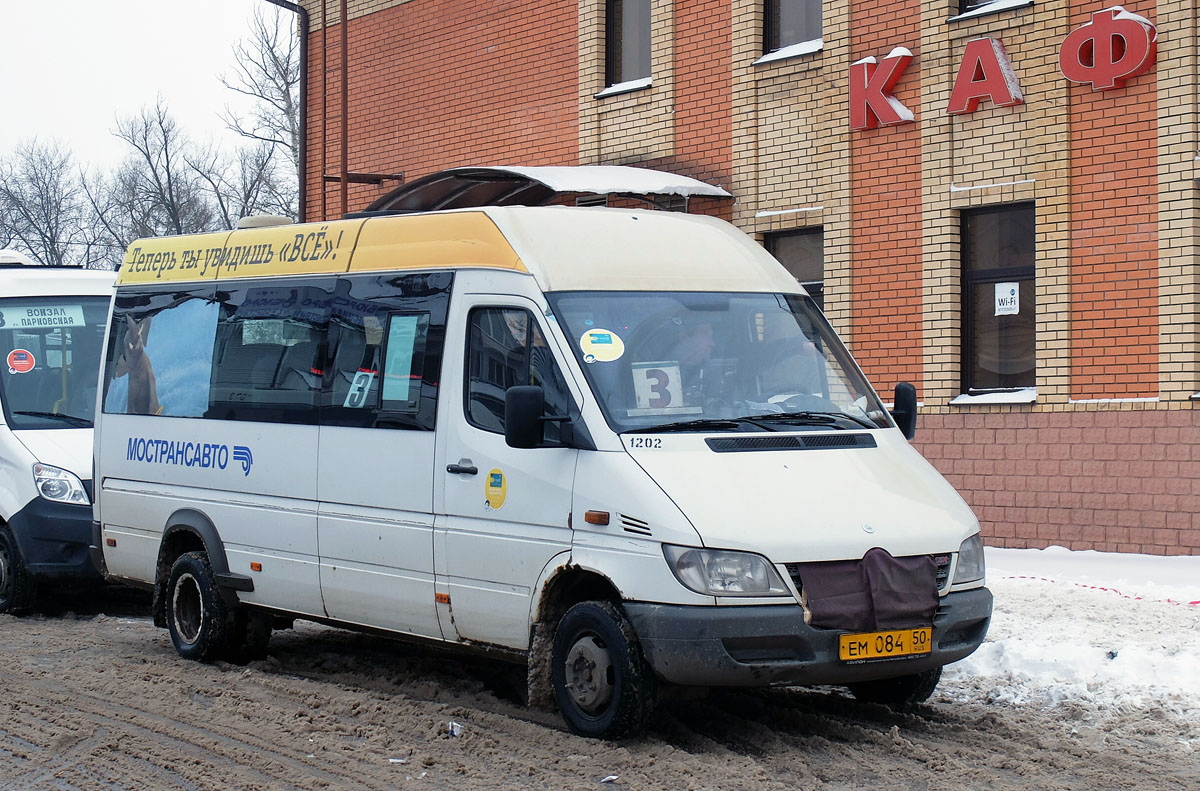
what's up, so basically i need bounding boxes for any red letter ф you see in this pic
[849,47,915,131]
[1060,7,1156,91]
[947,37,1024,116]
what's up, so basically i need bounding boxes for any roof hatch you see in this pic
[360,165,732,215]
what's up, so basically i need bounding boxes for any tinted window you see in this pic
[104,286,219,419]
[321,273,450,430]
[207,281,334,424]
[607,0,651,85]
[466,308,575,442]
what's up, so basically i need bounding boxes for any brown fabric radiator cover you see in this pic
[796,548,938,632]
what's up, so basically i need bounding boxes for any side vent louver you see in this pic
[620,514,652,536]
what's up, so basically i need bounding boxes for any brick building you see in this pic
[295,0,1200,556]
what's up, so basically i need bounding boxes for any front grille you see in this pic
[786,552,952,598]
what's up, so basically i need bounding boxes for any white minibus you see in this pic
[1,257,115,612]
[94,207,990,738]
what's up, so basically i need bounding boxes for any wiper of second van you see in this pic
[12,410,93,428]
[625,418,761,434]
[738,411,876,430]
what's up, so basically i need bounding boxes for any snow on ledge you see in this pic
[950,388,1037,405]
[595,77,651,99]
[1068,396,1158,404]
[948,0,1034,23]
[754,205,822,218]
[754,38,823,66]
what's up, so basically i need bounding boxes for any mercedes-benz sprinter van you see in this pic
[1,258,115,612]
[93,207,990,738]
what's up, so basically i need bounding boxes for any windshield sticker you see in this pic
[579,329,625,363]
[485,468,507,509]
[0,304,85,329]
[6,349,35,374]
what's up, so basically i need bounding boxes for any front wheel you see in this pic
[847,666,942,707]
[0,525,33,614]
[551,601,656,739]
[165,551,233,662]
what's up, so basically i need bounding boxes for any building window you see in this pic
[962,204,1035,392]
[764,0,822,54]
[606,0,651,86]
[766,228,824,311]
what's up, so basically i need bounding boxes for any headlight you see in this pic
[952,533,985,584]
[33,463,90,505]
[663,545,790,597]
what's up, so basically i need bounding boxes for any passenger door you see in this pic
[316,273,452,640]
[434,297,579,649]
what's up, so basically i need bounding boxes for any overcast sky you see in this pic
[1,0,272,173]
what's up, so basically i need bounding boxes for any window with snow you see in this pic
[766,228,825,311]
[962,204,1036,392]
[606,0,651,86]
[764,0,822,54]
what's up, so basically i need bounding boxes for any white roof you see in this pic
[1,266,116,298]
[481,205,802,294]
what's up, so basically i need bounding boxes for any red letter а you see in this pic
[849,48,914,131]
[947,38,1024,116]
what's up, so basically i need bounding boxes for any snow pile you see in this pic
[941,546,1200,741]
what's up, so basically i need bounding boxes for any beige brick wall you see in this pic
[297,0,414,28]
[1157,1,1200,401]
[578,0,675,165]
[731,0,854,340]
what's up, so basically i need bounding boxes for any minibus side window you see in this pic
[206,281,334,425]
[320,273,451,431]
[465,307,574,443]
[103,286,219,419]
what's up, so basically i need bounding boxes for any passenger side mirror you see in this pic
[891,381,917,440]
[505,386,545,449]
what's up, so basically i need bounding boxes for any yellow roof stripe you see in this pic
[116,212,525,285]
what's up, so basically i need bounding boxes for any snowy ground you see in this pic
[941,546,1200,749]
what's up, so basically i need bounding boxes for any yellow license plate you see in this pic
[839,627,932,662]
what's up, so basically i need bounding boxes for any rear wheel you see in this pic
[0,525,33,615]
[166,551,233,662]
[848,666,942,706]
[551,601,656,739]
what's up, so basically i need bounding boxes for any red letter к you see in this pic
[849,47,915,131]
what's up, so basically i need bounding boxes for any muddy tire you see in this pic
[165,551,233,662]
[0,525,33,615]
[848,666,942,707]
[226,609,273,664]
[551,601,656,739]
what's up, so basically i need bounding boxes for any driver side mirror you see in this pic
[505,386,545,449]
[891,381,917,440]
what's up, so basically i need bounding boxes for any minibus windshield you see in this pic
[548,291,892,434]
[0,296,111,429]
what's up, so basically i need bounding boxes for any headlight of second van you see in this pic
[33,463,90,505]
[952,533,985,585]
[663,545,790,597]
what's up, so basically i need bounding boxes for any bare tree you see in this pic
[222,5,301,219]
[0,139,112,268]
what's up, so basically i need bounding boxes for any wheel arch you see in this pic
[151,509,234,627]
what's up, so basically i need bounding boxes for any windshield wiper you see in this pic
[12,410,93,428]
[737,411,877,430]
[625,418,762,434]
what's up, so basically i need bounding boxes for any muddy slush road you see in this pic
[1,587,1195,791]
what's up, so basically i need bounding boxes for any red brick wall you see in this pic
[306,1,579,220]
[849,2,924,395]
[916,410,1200,556]
[1068,0,1158,399]
[672,0,733,196]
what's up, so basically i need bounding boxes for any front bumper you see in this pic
[7,497,103,583]
[625,586,992,687]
